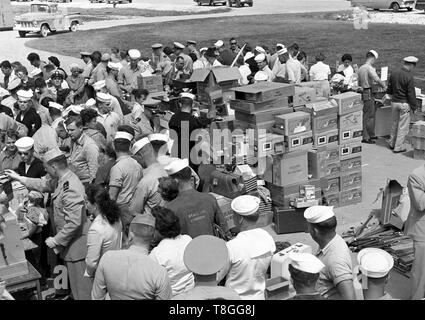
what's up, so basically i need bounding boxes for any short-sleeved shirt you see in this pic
[129,162,167,215]
[286,58,302,83]
[316,234,353,299]
[309,61,331,81]
[0,150,21,172]
[96,111,122,142]
[357,63,379,89]
[149,235,194,296]
[109,155,143,206]
[118,64,141,92]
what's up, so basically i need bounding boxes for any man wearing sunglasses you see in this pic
[229,38,240,55]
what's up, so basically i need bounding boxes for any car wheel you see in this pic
[40,24,49,37]
[391,2,400,12]
[69,22,78,32]
[18,31,27,38]
[407,7,413,11]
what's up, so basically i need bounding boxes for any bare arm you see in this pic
[336,279,356,300]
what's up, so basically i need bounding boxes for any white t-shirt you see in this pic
[337,64,354,85]
[239,64,251,85]
[309,61,331,81]
[224,228,276,300]
[149,234,195,297]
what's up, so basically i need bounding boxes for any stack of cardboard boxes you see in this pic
[410,120,425,159]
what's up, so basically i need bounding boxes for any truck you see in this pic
[13,2,82,37]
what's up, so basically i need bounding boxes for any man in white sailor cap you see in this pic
[186,40,201,60]
[268,43,284,69]
[193,47,209,70]
[173,235,240,300]
[271,45,289,80]
[254,53,274,82]
[16,89,42,137]
[92,79,123,119]
[357,248,396,300]
[15,136,46,179]
[357,49,387,144]
[304,205,356,300]
[95,92,122,142]
[254,70,269,83]
[163,158,228,238]
[80,51,93,80]
[203,47,223,68]
[287,252,326,300]
[129,137,167,218]
[387,56,419,153]
[105,62,123,98]
[173,42,193,74]
[217,195,276,300]
[215,40,235,66]
[118,49,141,95]
[5,148,90,300]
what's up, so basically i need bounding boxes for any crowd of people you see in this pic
[0,36,422,301]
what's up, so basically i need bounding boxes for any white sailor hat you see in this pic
[187,40,197,45]
[96,92,112,103]
[404,56,419,64]
[17,89,33,101]
[107,61,122,71]
[29,68,43,78]
[85,98,96,108]
[254,71,269,82]
[7,77,22,91]
[101,53,111,62]
[64,104,83,116]
[200,47,208,53]
[214,40,224,48]
[255,46,266,54]
[173,42,185,50]
[368,50,379,59]
[128,49,141,59]
[277,46,288,55]
[114,131,134,141]
[42,147,65,164]
[80,51,92,57]
[48,101,63,111]
[69,63,81,71]
[288,252,325,274]
[151,43,163,49]
[131,137,150,155]
[304,205,335,224]
[276,43,284,49]
[254,53,266,63]
[164,158,189,175]
[148,133,168,143]
[15,137,34,152]
[357,248,394,278]
[231,195,260,216]
[92,80,106,91]
[183,235,228,276]
[180,92,196,100]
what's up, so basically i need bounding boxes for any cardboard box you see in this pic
[322,177,340,195]
[339,126,363,144]
[340,142,362,160]
[273,208,308,234]
[284,130,313,153]
[340,187,362,206]
[304,99,338,117]
[274,111,311,136]
[308,158,341,179]
[380,180,403,225]
[375,106,392,137]
[265,277,291,300]
[330,92,363,115]
[229,98,289,113]
[411,120,425,138]
[271,243,312,278]
[255,133,286,157]
[299,81,326,97]
[266,179,322,208]
[340,170,362,191]
[313,129,339,148]
[323,192,340,208]
[340,156,362,173]
[137,75,163,92]
[413,149,425,160]
[234,107,287,125]
[209,193,235,230]
[417,94,425,112]
[292,86,317,107]
[308,145,340,165]
[311,113,338,135]
[272,151,309,187]
[338,110,363,129]
[410,136,425,150]
[233,82,295,102]
[234,119,276,131]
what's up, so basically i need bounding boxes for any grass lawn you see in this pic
[12,5,231,22]
[26,11,425,86]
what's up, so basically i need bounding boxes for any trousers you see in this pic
[389,102,410,151]
[67,259,92,300]
[362,98,376,140]
[411,240,425,300]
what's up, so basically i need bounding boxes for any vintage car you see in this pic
[228,0,253,7]
[194,0,227,6]
[13,2,82,37]
[351,0,416,12]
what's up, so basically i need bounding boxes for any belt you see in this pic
[363,88,372,91]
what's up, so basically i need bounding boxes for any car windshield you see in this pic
[30,4,51,13]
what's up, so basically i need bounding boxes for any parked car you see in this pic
[228,0,253,7]
[194,0,227,6]
[13,2,82,37]
[351,0,416,12]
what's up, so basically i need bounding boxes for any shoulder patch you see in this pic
[63,181,69,191]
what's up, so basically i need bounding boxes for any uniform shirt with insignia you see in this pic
[68,133,99,184]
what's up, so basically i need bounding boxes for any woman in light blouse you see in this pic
[85,184,122,278]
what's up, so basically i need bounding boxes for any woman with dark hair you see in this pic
[157,176,179,203]
[297,51,309,82]
[84,184,122,278]
[149,206,194,297]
